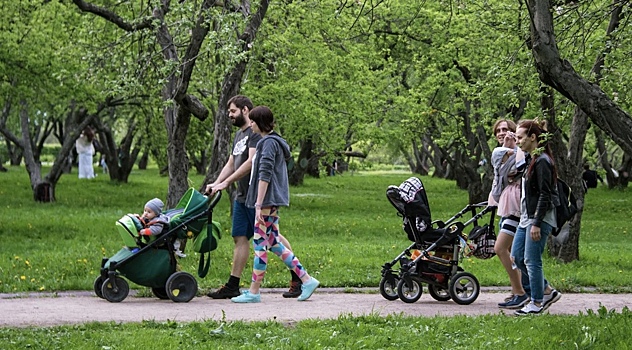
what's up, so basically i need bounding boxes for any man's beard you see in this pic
[232,111,246,128]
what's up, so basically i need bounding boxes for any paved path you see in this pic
[2,288,630,328]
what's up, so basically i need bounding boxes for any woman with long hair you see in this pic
[489,119,529,309]
[511,119,562,315]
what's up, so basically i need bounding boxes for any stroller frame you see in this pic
[380,178,497,305]
[94,191,222,303]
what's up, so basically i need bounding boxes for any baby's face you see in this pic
[142,207,157,220]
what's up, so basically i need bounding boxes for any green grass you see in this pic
[0,307,631,349]
[1,166,631,294]
[1,166,632,348]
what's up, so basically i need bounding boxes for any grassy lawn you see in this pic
[1,166,630,294]
[1,166,631,349]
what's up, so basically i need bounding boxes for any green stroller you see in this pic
[94,189,221,303]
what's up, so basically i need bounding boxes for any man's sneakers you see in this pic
[206,285,240,299]
[231,290,261,303]
[542,289,562,311]
[515,301,543,315]
[498,294,530,309]
[514,290,562,315]
[297,277,320,301]
[283,281,302,298]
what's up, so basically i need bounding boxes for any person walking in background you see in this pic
[511,119,562,315]
[582,164,603,191]
[76,127,95,179]
[205,96,303,299]
[100,154,109,174]
[231,106,319,303]
[488,119,530,310]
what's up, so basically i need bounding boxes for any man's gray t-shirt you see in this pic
[233,127,261,203]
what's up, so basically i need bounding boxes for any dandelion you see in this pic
[30,278,35,283]
[39,286,45,291]
[25,260,31,267]
[14,256,20,260]
[20,276,26,281]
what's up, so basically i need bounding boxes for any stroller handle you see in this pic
[207,190,222,208]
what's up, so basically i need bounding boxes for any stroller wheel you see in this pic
[379,275,400,301]
[93,276,105,299]
[151,287,170,300]
[166,272,198,303]
[448,272,480,305]
[397,276,423,303]
[101,277,130,303]
[428,284,451,302]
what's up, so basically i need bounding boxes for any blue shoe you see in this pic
[231,290,261,303]
[498,294,530,309]
[297,277,319,301]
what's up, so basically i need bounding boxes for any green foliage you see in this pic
[0,167,631,294]
[0,307,631,348]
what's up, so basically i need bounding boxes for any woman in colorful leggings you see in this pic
[231,106,319,303]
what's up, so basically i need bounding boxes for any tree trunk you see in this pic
[289,138,314,186]
[528,0,632,156]
[528,0,625,262]
[202,0,271,191]
[595,128,617,188]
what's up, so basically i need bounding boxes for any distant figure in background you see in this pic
[100,154,109,174]
[582,164,603,191]
[76,127,95,179]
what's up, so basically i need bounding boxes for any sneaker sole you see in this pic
[282,293,301,298]
[499,301,530,310]
[542,292,562,311]
[207,290,240,299]
[514,310,542,316]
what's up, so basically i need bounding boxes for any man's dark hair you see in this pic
[227,95,253,111]
[249,106,275,133]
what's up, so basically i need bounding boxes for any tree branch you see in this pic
[72,0,155,32]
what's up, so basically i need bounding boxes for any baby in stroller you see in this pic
[129,198,186,257]
[380,177,486,305]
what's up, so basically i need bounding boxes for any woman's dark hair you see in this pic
[249,106,275,133]
[518,119,557,179]
[83,127,95,142]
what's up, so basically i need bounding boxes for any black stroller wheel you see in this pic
[101,277,130,303]
[379,275,400,301]
[428,284,451,302]
[166,272,198,303]
[152,287,170,300]
[93,276,105,299]
[397,276,423,303]
[448,272,480,305]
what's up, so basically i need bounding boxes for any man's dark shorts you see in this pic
[232,200,255,240]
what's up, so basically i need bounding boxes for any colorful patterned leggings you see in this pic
[252,207,307,283]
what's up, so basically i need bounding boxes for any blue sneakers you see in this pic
[498,293,530,309]
[297,277,320,301]
[231,290,261,303]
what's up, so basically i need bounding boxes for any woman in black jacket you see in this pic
[511,120,562,315]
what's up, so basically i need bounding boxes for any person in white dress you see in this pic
[76,128,95,179]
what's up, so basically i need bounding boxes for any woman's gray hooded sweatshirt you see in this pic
[246,132,291,208]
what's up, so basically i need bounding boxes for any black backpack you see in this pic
[553,179,578,236]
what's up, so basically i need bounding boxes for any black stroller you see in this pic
[93,189,221,303]
[379,177,497,305]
